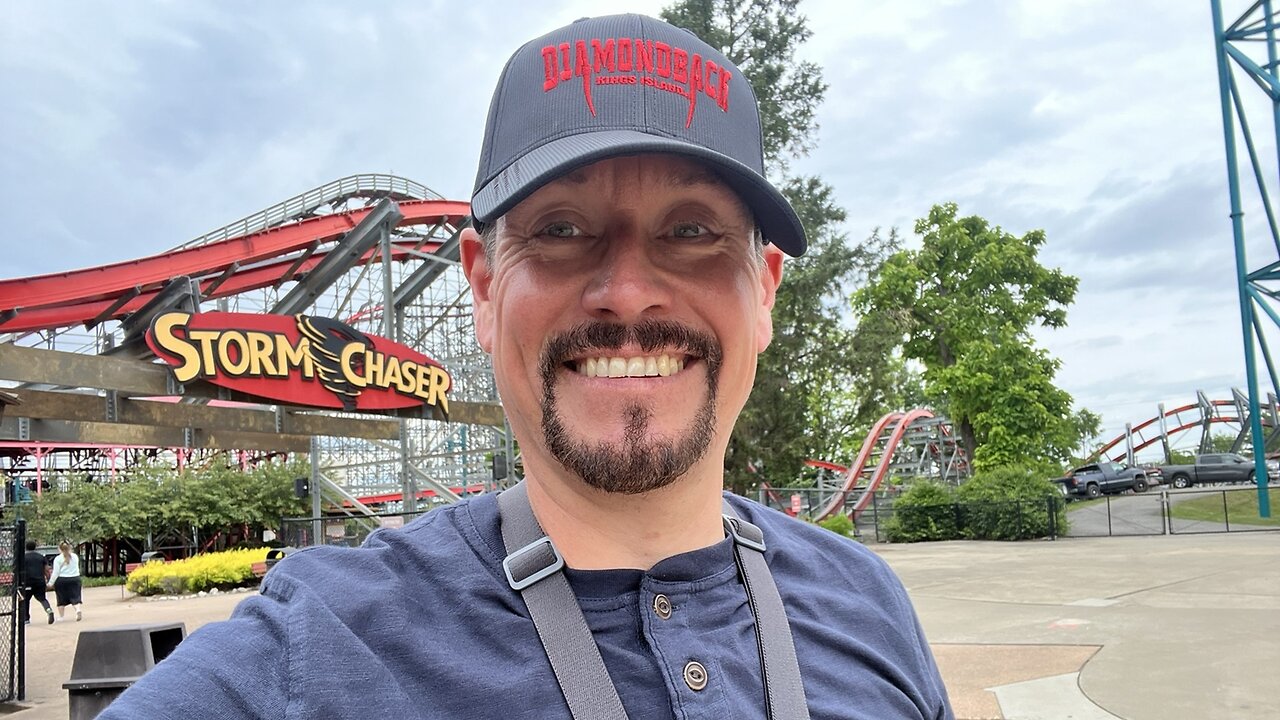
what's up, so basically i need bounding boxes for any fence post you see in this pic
[1016,499,1023,539]
[15,518,25,702]
[871,490,880,542]
[1106,495,1113,537]
[1223,490,1231,532]
[1162,488,1172,535]
[1048,496,1058,540]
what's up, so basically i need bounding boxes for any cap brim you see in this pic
[470,130,806,256]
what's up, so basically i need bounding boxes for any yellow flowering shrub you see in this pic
[126,547,271,596]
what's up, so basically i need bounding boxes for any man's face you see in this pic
[462,155,784,494]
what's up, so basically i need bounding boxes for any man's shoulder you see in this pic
[262,492,506,603]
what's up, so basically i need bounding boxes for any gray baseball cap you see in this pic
[470,13,807,256]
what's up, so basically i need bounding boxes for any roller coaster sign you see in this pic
[145,311,451,415]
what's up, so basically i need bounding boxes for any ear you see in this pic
[459,226,495,353]
[755,245,785,354]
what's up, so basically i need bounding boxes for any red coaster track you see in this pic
[0,199,469,334]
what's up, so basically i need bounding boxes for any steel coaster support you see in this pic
[270,198,403,316]
[1124,423,1135,466]
[1197,390,1216,455]
[1158,403,1172,463]
[1213,0,1274,516]
[392,221,467,313]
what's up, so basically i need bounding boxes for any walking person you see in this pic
[19,541,54,625]
[50,541,83,621]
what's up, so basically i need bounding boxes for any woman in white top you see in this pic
[50,541,83,621]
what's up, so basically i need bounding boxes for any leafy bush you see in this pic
[817,513,857,540]
[884,467,1066,543]
[883,481,960,542]
[956,464,1067,540]
[126,547,270,596]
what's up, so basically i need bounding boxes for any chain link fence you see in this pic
[761,484,1280,541]
[0,520,21,702]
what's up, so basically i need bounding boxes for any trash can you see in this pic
[264,547,294,570]
[63,622,186,720]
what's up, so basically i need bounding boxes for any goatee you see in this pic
[538,320,721,495]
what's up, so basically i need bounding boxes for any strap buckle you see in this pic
[502,536,565,591]
[722,515,767,553]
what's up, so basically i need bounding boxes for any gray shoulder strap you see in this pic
[497,481,630,720]
[497,481,809,720]
[723,500,812,720]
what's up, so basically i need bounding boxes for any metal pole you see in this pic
[1213,0,1273,517]
[400,419,416,514]
[380,220,396,341]
[310,438,322,546]
[15,518,25,701]
[1159,403,1171,464]
[1223,490,1232,531]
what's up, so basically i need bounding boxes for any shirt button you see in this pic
[653,593,672,620]
[683,660,708,691]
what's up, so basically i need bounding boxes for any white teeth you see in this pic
[608,358,626,377]
[576,354,688,378]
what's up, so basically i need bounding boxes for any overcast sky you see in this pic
[2,0,1274,453]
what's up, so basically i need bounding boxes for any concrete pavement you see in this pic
[3,531,1276,719]
[884,531,1280,719]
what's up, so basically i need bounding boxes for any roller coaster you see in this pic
[761,409,969,522]
[760,388,1275,523]
[0,170,1273,528]
[0,174,505,516]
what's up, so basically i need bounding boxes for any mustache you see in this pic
[538,320,723,379]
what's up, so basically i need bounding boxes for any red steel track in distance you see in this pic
[0,199,470,334]
[1093,398,1267,463]
[810,408,936,523]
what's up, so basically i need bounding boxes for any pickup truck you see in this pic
[1053,461,1159,499]
[1159,453,1261,489]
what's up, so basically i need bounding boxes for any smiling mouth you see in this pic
[572,353,690,378]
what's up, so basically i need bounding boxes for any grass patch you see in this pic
[82,576,125,588]
[1170,491,1280,527]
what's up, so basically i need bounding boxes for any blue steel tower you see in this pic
[1212,0,1280,517]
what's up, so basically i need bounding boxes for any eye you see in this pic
[670,221,710,239]
[537,221,585,239]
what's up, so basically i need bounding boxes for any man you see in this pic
[103,14,951,719]
[19,540,54,625]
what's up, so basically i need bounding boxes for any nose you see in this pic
[580,231,672,322]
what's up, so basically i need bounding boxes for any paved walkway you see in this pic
[5,531,1277,719]
[885,531,1280,719]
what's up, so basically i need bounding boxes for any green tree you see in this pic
[662,0,916,492]
[855,202,1088,469]
[22,460,309,555]
[661,0,825,174]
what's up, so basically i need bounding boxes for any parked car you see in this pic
[1159,453,1264,489]
[1053,461,1159,499]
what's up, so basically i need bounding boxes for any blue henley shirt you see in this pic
[101,492,952,719]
